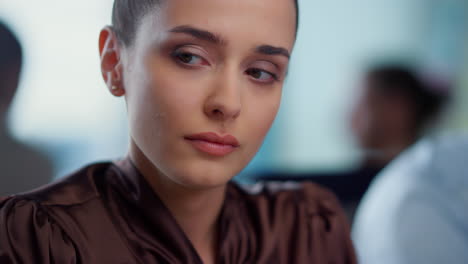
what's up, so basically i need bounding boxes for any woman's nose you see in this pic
[203,70,242,122]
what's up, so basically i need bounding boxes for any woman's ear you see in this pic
[99,26,125,97]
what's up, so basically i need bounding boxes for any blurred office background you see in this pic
[0,0,467,181]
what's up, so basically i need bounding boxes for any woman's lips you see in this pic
[184,132,239,157]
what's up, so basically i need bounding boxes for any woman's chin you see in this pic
[167,166,239,190]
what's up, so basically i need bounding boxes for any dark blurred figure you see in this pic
[350,65,447,170]
[0,21,53,196]
[256,63,449,220]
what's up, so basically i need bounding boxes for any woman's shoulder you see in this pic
[0,161,114,237]
[0,161,118,240]
[0,161,133,263]
[227,181,357,263]
[230,181,349,233]
[0,189,79,263]
[1,161,112,207]
[231,181,343,214]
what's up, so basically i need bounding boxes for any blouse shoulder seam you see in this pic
[7,190,100,208]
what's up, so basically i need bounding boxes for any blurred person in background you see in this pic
[340,64,450,215]
[350,64,448,174]
[256,63,449,220]
[353,134,468,264]
[0,21,53,196]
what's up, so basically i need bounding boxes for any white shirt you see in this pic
[353,135,468,264]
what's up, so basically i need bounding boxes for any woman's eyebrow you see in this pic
[168,25,226,45]
[255,45,290,59]
[168,25,290,59]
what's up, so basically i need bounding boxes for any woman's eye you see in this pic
[246,68,277,82]
[174,52,206,66]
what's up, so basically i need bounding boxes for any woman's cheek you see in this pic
[247,102,279,145]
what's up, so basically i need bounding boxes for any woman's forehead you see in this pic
[137,0,296,50]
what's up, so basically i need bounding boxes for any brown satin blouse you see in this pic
[0,159,357,263]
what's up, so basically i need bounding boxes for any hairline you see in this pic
[113,0,299,47]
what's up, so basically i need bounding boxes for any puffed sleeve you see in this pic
[300,182,357,264]
[0,196,77,264]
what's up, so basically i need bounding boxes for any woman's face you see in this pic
[118,0,296,188]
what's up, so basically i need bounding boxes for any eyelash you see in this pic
[171,51,208,67]
[171,49,279,84]
[245,68,278,83]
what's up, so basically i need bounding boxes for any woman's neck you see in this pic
[157,183,224,264]
[129,144,226,264]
